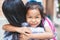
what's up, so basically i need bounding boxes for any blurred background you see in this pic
[0,0,60,40]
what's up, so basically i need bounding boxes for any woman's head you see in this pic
[2,0,25,14]
[25,1,45,27]
[2,0,26,26]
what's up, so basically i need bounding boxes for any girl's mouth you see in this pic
[31,24,38,26]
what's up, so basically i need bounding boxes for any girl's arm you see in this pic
[2,24,31,34]
[2,24,19,32]
[28,20,54,39]
[20,26,54,40]
[29,26,54,39]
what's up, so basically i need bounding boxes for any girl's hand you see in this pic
[19,34,28,40]
[16,27,32,35]
[17,27,32,40]
[19,33,31,40]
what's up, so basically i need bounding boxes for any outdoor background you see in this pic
[0,0,60,40]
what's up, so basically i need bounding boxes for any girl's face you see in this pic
[26,9,41,27]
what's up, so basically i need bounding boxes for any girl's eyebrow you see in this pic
[35,13,40,15]
[26,13,40,16]
[37,14,40,15]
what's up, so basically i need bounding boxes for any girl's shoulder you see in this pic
[43,17,53,25]
[42,17,54,28]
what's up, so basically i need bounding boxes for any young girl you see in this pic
[19,1,54,40]
[2,1,54,40]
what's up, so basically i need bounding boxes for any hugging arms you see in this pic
[2,0,54,40]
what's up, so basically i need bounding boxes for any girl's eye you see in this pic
[36,17,39,18]
[28,17,32,18]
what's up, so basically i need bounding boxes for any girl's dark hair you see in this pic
[25,1,45,27]
[2,0,26,27]
[2,0,26,40]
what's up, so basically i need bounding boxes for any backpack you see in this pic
[42,17,57,40]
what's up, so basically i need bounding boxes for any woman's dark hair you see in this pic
[25,1,45,27]
[2,0,26,40]
[2,0,26,27]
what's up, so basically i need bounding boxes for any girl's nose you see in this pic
[32,19,36,22]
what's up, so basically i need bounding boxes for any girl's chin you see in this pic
[31,25,37,28]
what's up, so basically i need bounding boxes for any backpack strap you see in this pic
[42,17,57,40]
